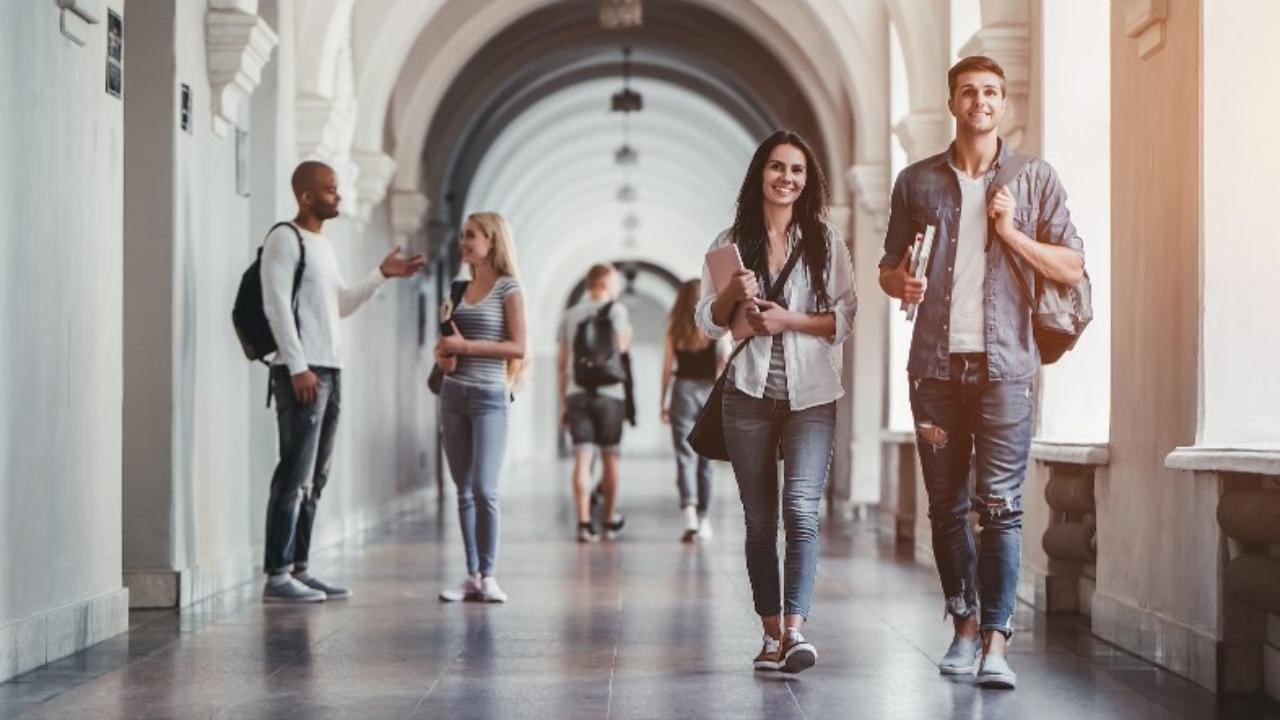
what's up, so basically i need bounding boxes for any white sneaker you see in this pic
[696,515,714,541]
[681,506,699,543]
[439,575,483,602]
[480,576,508,603]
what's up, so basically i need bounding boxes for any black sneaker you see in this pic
[603,513,625,540]
[577,521,599,543]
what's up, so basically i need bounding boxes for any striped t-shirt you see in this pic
[449,276,521,387]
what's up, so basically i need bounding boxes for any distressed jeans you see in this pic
[265,366,341,575]
[908,354,1033,637]
[440,377,509,577]
[722,385,836,619]
[669,377,715,513]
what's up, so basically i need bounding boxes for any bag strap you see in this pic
[596,300,615,321]
[718,237,807,374]
[267,221,307,303]
[448,279,469,306]
[986,154,1036,311]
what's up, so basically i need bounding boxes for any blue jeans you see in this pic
[669,378,714,512]
[440,377,509,576]
[265,366,341,575]
[908,354,1033,637]
[722,385,835,619]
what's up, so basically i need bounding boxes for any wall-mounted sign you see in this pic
[180,83,192,133]
[105,10,123,99]
[235,128,250,197]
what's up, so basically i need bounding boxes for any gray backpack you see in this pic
[990,154,1093,365]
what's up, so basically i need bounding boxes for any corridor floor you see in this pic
[1,458,1275,720]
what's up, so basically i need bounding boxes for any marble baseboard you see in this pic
[1092,590,1218,691]
[125,549,256,609]
[124,488,433,609]
[0,588,129,683]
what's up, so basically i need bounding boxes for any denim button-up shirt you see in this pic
[879,140,1084,380]
[696,223,857,411]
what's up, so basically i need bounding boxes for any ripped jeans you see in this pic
[908,353,1033,637]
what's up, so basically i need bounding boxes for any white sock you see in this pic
[267,572,291,586]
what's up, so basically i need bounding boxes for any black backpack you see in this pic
[232,222,305,363]
[572,302,626,391]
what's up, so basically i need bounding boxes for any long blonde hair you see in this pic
[466,212,525,387]
[666,279,711,352]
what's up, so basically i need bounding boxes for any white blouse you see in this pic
[695,223,857,411]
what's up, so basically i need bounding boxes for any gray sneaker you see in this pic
[939,635,982,675]
[295,574,351,600]
[977,652,1017,689]
[263,577,326,604]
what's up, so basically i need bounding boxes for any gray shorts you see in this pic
[566,392,626,453]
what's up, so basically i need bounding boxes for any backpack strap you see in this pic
[597,301,615,320]
[264,222,307,407]
[987,154,1037,312]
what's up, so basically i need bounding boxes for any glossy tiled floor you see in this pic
[2,458,1276,719]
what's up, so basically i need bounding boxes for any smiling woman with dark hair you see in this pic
[694,130,857,674]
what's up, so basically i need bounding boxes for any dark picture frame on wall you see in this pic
[235,128,251,197]
[105,10,123,99]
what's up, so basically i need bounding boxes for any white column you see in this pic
[1196,0,1280,449]
[847,163,892,506]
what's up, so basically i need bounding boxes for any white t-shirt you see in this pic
[949,169,987,353]
[260,223,386,375]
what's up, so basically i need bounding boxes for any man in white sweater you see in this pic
[260,161,425,603]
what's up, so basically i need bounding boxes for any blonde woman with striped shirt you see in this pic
[434,212,526,603]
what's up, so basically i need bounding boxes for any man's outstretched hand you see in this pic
[380,245,427,278]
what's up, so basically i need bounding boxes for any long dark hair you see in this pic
[729,130,831,309]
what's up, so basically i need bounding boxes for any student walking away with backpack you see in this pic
[878,56,1088,690]
[558,264,633,542]
[433,213,526,604]
[695,131,857,675]
[258,161,424,603]
[659,279,726,542]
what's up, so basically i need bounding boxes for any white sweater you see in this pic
[260,223,386,375]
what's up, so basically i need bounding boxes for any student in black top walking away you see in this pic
[659,279,725,542]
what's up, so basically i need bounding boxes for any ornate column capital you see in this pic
[389,190,429,243]
[846,163,891,235]
[352,149,397,221]
[1122,0,1168,59]
[206,9,278,138]
[893,111,951,164]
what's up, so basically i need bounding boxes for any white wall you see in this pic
[0,0,128,679]
[1035,0,1111,444]
[1199,0,1280,448]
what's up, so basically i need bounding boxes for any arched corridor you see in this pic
[3,0,1280,717]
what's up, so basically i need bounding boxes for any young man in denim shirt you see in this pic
[879,56,1085,689]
